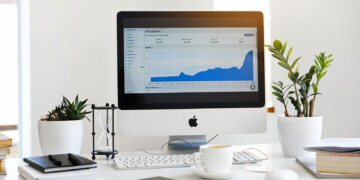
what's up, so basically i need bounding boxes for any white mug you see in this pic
[193,144,233,173]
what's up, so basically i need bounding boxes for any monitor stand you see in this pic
[166,135,206,155]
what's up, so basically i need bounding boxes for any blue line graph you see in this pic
[151,50,254,82]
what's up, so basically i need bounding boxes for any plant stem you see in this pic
[309,82,319,117]
[283,104,289,117]
[292,81,302,116]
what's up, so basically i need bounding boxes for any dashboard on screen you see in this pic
[124,27,259,94]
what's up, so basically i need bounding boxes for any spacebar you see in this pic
[145,163,188,167]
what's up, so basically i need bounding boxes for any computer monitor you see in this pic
[116,12,266,141]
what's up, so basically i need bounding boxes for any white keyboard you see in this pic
[113,151,266,170]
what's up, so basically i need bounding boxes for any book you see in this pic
[0,133,12,148]
[0,155,6,175]
[0,147,11,155]
[316,152,360,175]
[304,138,360,153]
[18,165,95,180]
[296,157,360,178]
[23,154,97,173]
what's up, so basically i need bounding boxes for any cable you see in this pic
[131,148,165,156]
[206,134,218,144]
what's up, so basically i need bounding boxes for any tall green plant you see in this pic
[265,40,333,117]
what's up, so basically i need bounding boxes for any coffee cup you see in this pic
[193,144,233,173]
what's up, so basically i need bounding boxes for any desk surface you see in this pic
[3,144,334,180]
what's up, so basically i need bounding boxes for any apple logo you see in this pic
[189,116,198,127]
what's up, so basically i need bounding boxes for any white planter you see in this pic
[38,120,84,155]
[277,115,322,158]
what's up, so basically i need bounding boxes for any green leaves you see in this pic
[314,52,333,82]
[61,95,91,121]
[278,61,290,70]
[280,42,287,55]
[273,40,282,51]
[291,57,301,70]
[265,40,301,73]
[272,81,293,116]
[286,47,293,62]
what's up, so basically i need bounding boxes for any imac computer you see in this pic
[116,11,266,151]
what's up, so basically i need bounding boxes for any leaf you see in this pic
[296,65,300,73]
[278,81,284,86]
[272,86,282,93]
[269,48,278,54]
[327,54,333,59]
[288,72,292,80]
[286,47,293,62]
[272,81,281,87]
[273,40,282,51]
[290,73,298,82]
[314,59,320,70]
[325,59,333,65]
[278,61,290,70]
[272,92,283,98]
[276,97,285,103]
[312,83,318,93]
[280,41,287,55]
[63,96,71,106]
[264,44,271,48]
[294,72,299,78]
[318,71,327,80]
[75,95,79,107]
[284,85,293,93]
[308,93,322,97]
[272,53,286,61]
[291,57,301,70]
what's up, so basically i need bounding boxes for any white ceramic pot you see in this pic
[277,115,322,158]
[38,120,84,155]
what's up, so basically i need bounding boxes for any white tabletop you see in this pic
[3,144,330,180]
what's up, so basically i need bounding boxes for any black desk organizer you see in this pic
[91,103,118,160]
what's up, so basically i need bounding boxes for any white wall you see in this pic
[28,0,360,156]
[271,0,360,138]
[29,0,214,156]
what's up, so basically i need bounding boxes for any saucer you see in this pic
[189,166,244,180]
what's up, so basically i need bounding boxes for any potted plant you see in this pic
[265,40,333,157]
[38,95,91,155]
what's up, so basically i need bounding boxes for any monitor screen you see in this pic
[124,27,258,94]
[117,12,264,109]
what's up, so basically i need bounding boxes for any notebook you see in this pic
[18,165,95,180]
[23,154,97,173]
[304,138,360,153]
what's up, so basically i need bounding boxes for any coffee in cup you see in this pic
[193,144,233,173]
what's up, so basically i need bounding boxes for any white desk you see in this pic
[3,144,327,180]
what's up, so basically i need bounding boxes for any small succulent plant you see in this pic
[41,95,91,121]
